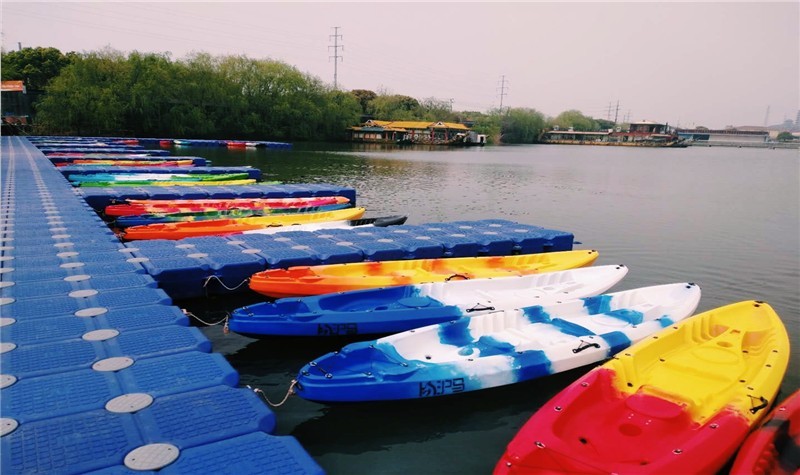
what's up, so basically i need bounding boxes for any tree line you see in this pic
[2,47,609,143]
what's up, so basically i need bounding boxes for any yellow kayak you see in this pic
[249,249,599,298]
[122,207,366,240]
[496,300,790,474]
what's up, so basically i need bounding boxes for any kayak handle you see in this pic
[572,340,601,354]
[748,395,769,414]
[446,274,469,281]
[466,303,496,313]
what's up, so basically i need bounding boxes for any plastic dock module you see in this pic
[77,183,358,211]
[0,136,324,474]
[122,219,575,299]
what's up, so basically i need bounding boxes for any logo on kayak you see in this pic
[317,323,358,335]
[419,378,465,397]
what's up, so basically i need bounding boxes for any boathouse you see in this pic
[347,120,477,145]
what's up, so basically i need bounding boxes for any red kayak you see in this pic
[730,389,800,475]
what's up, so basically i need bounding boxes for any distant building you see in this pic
[1,80,33,134]
[347,120,485,146]
[677,128,770,144]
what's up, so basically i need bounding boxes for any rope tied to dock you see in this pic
[181,309,230,332]
[202,274,250,292]
[248,380,298,407]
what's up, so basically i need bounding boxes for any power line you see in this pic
[497,75,508,112]
[328,26,343,90]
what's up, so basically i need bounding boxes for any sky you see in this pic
[2,1,798,129]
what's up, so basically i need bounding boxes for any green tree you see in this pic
[418,97,455,122]
[369,94,421,120]
[776,131,795,142]
[501,108,547,143]
[469,111,501,144]
[1,47,75,90]
[550,110,598,131]
[595,118,616,130]
[36,48,130,135]
[349,89,377,115]
[125,51,179,136]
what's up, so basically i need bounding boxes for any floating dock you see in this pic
[2,135,576,473]
[0,137,323,474]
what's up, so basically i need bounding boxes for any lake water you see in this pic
[174,143,799,474]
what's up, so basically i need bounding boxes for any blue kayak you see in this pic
[293,283,702,402]
[228,265,628,337]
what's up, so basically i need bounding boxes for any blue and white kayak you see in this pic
[294,282,701,402]
[229,265,629,337]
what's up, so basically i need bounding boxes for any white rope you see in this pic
[248,380,298,407]
[202,274,250,291]
[182,309,229,327]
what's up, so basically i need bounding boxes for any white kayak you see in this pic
[294,282,702,402]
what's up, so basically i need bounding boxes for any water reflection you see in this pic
[174,143,798,475]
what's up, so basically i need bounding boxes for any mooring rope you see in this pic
[182,309,230,333]
[202,274,250,291]
[248,380,298,407]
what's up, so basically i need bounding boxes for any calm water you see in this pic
[174,143,799,474]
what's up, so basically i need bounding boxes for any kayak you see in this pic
[68,172,251,183]
[294,282,702,402]
[249,250,600,298]
[229,264,629,337]
[56,159,196,167]
[243,215,408,235]
[46,153,155,158]
[104,196,351,217]
[495,300,790,475]
[76,179,260,187]
[121,207,367,240]
[113,202,352,227]
[730,388,800,475]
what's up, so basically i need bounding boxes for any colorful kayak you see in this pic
[121,207,367,240]
[113,203,352,227]
[495,300,790,475]
[104,196,351,217]
[56,159,196,167]
[68,172,251,183]
[730,389,800,475]
[243,215,408,235]
[230,264,629,337]
[294,283,702,402]
[46,153,155,158]
[249,250,600,298]
[76,179,259,187]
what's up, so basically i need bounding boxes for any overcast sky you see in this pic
[2,1,798,129]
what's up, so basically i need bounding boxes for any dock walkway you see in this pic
[0,137,324,474]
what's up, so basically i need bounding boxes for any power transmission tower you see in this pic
[763,105,770,127]
[613,100,620,125]
[328,27,343,90]
[497,75,509,113]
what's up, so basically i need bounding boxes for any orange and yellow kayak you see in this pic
[249,249,599,298]
[495,300,790,475]
[121,207,366,240]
